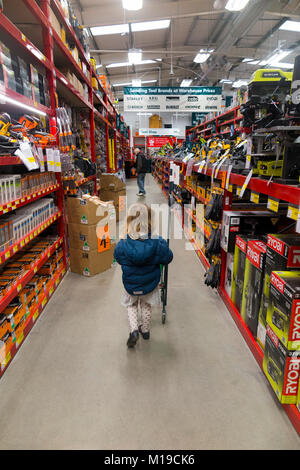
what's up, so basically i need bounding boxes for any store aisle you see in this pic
[0,175,299,450]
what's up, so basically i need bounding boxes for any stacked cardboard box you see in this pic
[99,174,126,222]
[67,195,116,276]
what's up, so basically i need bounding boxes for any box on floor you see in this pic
[69,243,116,277]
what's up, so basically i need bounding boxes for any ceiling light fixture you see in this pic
[220,79,233,83]
[267,50,291,65]
[132,79,142,86]
[113,79,157,87]
[225,0,250,11]
[232,80,248,88]
[269,62,293,69]
[279,20,300,32]
[128,48,142,64]
[180,79,193,87]
[131,19,170,32]
[90,24,129,36]
[106,59,160,68]
[194,49,214,64]
[122,0,143,10]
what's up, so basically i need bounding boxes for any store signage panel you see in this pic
[124,87,222,113]
[139,128,182,136]
[147,136,175,148]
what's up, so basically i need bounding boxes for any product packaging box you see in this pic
[68,222,115,252]
[267,271,300,350]
[220,210,282,254]
[69,243,115,277]
[67,196,115,226]
[263,324,300,404]
[100,174,126,192]
[257,234,300,350]
[297,378,300,413]
[231,235,248,312]
[240,240,267,337]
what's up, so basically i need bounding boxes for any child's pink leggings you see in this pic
[127,299,152,333]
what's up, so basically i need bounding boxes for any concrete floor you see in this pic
[0,176,299,450]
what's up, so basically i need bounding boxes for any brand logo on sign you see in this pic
[268,235,284,255]
[236,236,247,253]
[270,272,285,294]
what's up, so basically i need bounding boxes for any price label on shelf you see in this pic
[250,192,260,204]
[287,205,299,221]
[267,197,280,212]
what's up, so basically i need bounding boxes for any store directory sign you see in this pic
[124,86,222,113]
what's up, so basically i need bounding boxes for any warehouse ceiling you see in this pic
[70,0,300,102]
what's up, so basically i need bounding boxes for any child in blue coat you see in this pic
[114,203,173,348]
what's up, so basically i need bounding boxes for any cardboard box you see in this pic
[99,189,126,221]
[70,243,115,277]
[100,174,126,192]
[267,271,300,350]
[67,196,115,226]
[240,240,267,338]
[258,234,300,349]
[263,324,300,404]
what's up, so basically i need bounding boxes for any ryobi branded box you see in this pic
[267,271,300,350]
[231,235,261,312]
[257,234,300,349]
[263,324,300,404]
[241,240,267,337]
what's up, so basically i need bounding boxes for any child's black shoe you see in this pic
[127,330,139,348]
[138,325,150,340]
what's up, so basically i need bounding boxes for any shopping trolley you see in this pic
[159,178,174,324]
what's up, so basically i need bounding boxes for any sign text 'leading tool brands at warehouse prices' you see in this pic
[123,87,222,113]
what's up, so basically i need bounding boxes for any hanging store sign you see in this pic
[147,136,175,148]
[139,128,182,136]
[124,86,222,113]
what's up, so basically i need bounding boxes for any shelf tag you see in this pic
[225,165,232,190]
[238,169,253,198]
[287,205,299,221]
[250,191,260,204]
[267,197,280,212]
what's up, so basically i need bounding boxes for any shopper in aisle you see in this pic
[114,203,173,348]
[134,148,148,196]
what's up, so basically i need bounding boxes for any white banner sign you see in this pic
[124,86,222,113]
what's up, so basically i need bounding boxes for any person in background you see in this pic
[134,147,148,197]
[114,203,173,348]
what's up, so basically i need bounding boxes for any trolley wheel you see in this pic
[162,313,166,324]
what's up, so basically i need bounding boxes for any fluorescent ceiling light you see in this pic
[137,113,152,116]
[113,79,157,87]
[220,79,233,83]
[270,62,293,69]
[90,23,129,36]
[0,93,47,116]
[122,0,143,10]
[267,50,291,65]
[279,20,300,32]
[232,80,248,88]
[131,19,170,32]
[128,48,142,64]
[96,64,102,69]
[242,58,260,65]
[180,79,193,87]
[242,58,253,62]
[194,49,214,64]
[132,79,142,87]
[225,0,250,11]
[106,59,160,68]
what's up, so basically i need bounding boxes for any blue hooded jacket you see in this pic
[114,235,173,295]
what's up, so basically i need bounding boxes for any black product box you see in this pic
[18,57,31,82]
[220,210,278,254]
[30,65,39,87]
[257,234,300,349]
[267,270,300,350]
[0,43,12,68]
[241,240,267,337]
[231,235,261,313]
[3,64,16,92]
[263,323,300,404]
